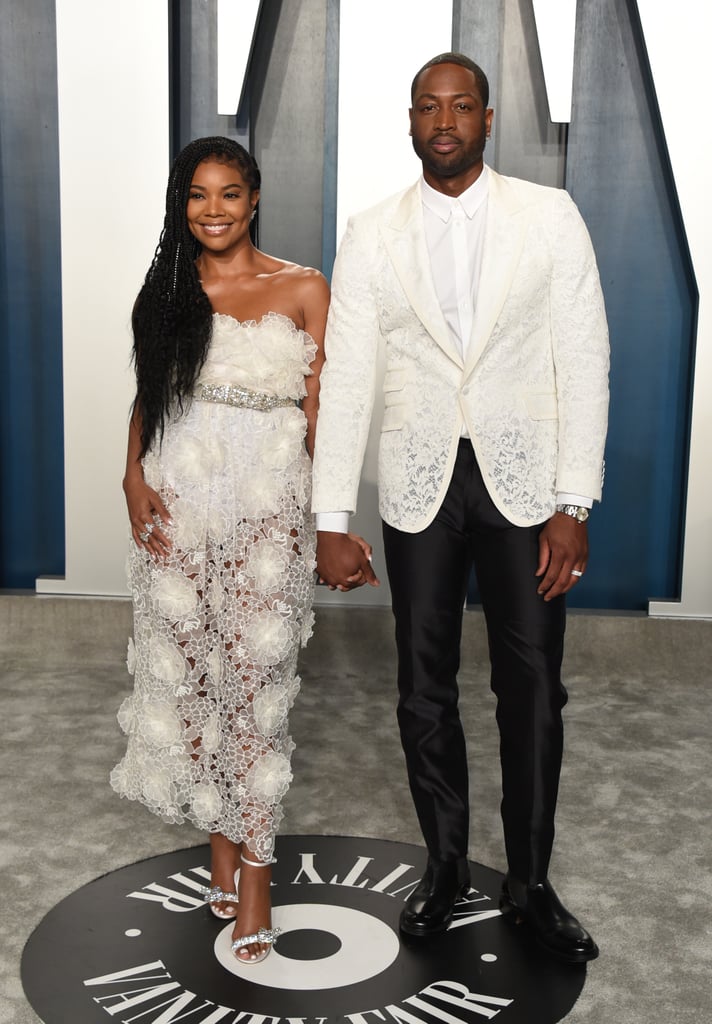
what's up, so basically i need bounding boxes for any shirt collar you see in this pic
[421,165,489,222]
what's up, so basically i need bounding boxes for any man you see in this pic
[312,53,608,964]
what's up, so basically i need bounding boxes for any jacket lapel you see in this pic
[381,181,464,369]
[463,168,531,378]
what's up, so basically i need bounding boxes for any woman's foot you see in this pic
[232,852,279,962]
[205,833,241,919]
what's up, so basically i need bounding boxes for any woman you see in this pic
[111,136,341,964]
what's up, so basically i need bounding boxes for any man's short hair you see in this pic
[410,52,490,108]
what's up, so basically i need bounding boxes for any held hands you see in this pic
[123,472,173,562]
[536,512,588,601]
[316,531,380,591]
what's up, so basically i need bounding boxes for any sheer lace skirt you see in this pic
[110,399,315,862]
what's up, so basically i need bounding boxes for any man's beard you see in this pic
[411,127,486,180]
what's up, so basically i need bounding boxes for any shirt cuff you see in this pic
[316,512,349,533]
[556,492,593,508]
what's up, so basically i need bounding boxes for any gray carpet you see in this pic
[1,595,711,1023]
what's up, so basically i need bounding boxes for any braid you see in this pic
[132,136,261,455]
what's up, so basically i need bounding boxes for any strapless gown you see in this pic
[111,312,317,861]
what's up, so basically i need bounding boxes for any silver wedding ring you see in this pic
[139,531,150,542]
[570,569,583,577]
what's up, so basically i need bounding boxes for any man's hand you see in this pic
[316,531,380,591]
[536,512,588,601]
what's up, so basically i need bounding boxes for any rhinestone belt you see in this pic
[194,382,296,411]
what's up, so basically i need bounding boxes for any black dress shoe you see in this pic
[400,858,471,937]
[500,875,599,964]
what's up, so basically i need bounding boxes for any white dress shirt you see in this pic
[317,168,591,533]
[421,170,488,363]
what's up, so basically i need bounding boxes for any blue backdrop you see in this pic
[0,0,696,610]
[0,0,65,589]
[564,0,695,609]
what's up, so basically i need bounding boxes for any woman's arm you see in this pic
[299,270,330,460]
[123,405,173,559]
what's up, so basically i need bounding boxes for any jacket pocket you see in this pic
[383,368,407,393]
[381,404,406,431]
[382,368,408,430]
[524,392,558,420]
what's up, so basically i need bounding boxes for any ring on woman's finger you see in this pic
[143,522,154,534]
[139,531,150,542]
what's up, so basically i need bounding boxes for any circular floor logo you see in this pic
[22,835,586,1023]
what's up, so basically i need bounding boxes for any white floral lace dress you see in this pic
[111,312,317,862]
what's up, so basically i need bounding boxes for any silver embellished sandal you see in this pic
[231,926,280,963]
[231,854,280,963]
[201,882,239,920]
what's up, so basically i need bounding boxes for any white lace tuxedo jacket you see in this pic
[312,168,609,532]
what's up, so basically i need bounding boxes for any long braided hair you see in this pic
[132,136,261,455]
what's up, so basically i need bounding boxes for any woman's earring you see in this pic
[250,207,257,221]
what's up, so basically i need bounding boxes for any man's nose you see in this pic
[434,111,454,131]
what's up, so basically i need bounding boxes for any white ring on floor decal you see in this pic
[214,903,400,989]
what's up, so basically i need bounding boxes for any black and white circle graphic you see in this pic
[22,835,586,1023]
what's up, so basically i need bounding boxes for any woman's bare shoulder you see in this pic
[260,255,328,298]
[259,253,324,281]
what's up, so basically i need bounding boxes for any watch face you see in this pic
[575,507,589,523]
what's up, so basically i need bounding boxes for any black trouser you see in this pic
[382,440,568,884]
